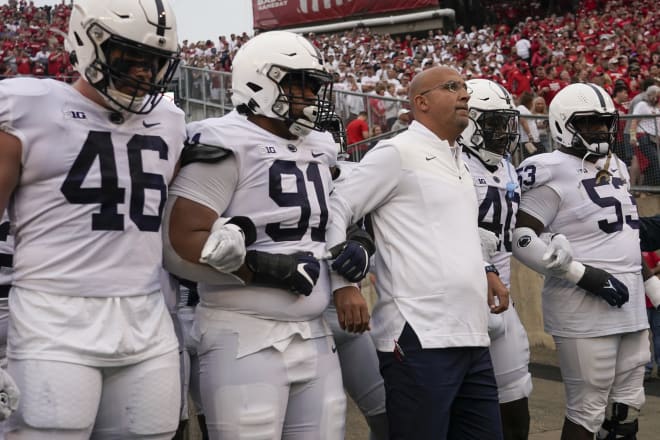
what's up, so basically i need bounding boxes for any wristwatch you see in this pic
[485,264,500,276]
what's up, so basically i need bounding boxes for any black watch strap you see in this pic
[485,264,500,276]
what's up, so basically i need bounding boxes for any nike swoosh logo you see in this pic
[312,152,324,158]
[143,121,161,128]
[426,156,436,161]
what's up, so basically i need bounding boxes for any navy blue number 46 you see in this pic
[61,131,168,231]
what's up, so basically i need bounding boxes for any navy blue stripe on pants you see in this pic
[378,323,503,440]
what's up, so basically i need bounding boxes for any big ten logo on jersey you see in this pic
[581,176,639,234]
[64,110,87,120]
[262,145,277,154]
[60,131,169,233]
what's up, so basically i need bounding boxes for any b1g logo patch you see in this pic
[517,235,532,247]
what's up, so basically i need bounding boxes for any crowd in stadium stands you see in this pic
[2,0,658,177]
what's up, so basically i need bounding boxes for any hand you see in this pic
[644,276,660,309]
[200,221,246,273]
[524,142,538,155]
[289,253,321,296]
[245,251,321,296]
[479,227,499,261]
[333,286,370,333]
[487,272,509,314]
[0,369,19,421]
[331,241,370,282]
[542,233,573,274]
[577,265,629,307]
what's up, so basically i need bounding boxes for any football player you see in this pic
[0,0,185,438]
[163,31,372,439]
[512,83,651,440]
[460,79,533,440]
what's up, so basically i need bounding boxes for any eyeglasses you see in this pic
[419,80,472,96]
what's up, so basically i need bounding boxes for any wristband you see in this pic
[485,264,499,276]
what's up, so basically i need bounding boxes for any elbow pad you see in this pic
[512,227,555,275]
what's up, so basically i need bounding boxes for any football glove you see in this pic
[478,227,499,261]
[329,225,375,283]
[0,369,19,421]
[541,233,573,274]
[199,216,256,273]
[245,250,320,296]
[644,276,660,309]
[577,265,629,308]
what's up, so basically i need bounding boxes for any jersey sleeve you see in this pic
[516,153,560,196]
[0,78,49,151]
[169,154,239,216]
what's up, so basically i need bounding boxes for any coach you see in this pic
[326,66,508,439]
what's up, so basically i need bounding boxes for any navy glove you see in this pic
[245,250,320,296]
[330,225,375,283]
[577,265,629,308]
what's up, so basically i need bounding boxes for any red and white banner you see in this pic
[253,0,440,30]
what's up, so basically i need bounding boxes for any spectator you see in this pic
[327,65,508,439]
[346,111,370,161]
[630,85,660,186]
[531,95,550,152]
[390,108,411,132]
[517,92,540,159]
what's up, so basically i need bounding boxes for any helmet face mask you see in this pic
[567,112,617,153]
[231,31,334,137]
[319,113,347,160]
[474,109,519,157]
[67,0,180,115]
[549,83,617,156]
[461,79,519,166]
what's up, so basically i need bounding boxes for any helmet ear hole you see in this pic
[70,50,78,66]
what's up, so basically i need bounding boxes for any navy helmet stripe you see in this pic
[155,0,166,36]
[586,83,606,110]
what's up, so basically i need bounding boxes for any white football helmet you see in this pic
[549,83,617,155]
[460,79,519,166]
[66,0,180,114]
[231,31,334,137]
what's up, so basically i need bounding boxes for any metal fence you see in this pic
[175,65,660,192]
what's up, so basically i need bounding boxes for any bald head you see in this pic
[408,66,459,105]
[407,66,470,143]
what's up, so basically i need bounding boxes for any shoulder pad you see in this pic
[181,134,233,167]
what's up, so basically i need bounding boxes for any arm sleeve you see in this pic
[163,155,244,285]
[327,144,401,291]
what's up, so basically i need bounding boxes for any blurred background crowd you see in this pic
[1,0,658,181]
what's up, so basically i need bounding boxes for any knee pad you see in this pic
[596,402,639,440]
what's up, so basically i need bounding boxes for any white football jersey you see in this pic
[463,151,520,287]
[0,78,186,297]
[171,110,337,321]
[518,151,645,337]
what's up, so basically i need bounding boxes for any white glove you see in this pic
[0,369,19,421]
[541,233,573,274]
[479,228,499,261]
[199,218,247,273]
[524,142,537,155]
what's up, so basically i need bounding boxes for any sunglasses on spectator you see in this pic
[419,80,472,95]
